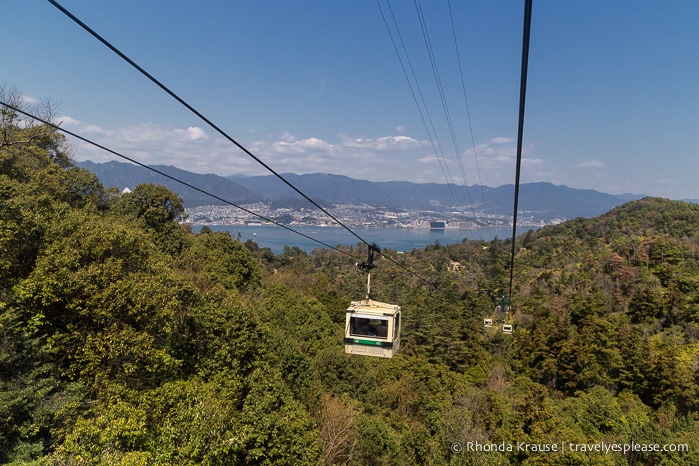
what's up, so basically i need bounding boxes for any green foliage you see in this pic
[142,374,245,464]
[56,399,151,463]
[258,283,340,357]
[3,99,699,464]
[0,176,46,285]
[113,183,184,225]
[350,416,402,466]
[236,364,323,465]
[112,182,188,255]
[183,228,261,292]
[59,166,111,209]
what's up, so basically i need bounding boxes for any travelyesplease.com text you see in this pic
[450,441,689,455]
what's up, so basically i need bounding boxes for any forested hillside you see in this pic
[2,98,699,465]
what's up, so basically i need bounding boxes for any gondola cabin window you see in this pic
[349,316,389,339]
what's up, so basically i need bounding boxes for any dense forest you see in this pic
[2,93,699,465]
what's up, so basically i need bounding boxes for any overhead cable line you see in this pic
[413,0,473,206]
[379,0,486,240]
[507,0,533,306]
[412,0,485,240]
[446,0,489,223]
[46,0,370,247]
[0,100,359,259]
[376,0,461,207]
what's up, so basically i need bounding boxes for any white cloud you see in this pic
[83,125,106,134]
[57,115,80,126]
[21,94,40,105]
[64,117,541,188]
[490,136,514,144]
[251,133,523,186]
[523,157,544,166]
[575,160,605,168]
[339,135,425,151]
[416,153,440,164]
[270,136,334,154]
[68,120,220,169]
[178,126,208,141]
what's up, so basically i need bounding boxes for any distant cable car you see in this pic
[484,293,506,331]
[498,293,514,334]
[344,244,401,358]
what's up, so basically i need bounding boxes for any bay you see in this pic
[192,224,537,254]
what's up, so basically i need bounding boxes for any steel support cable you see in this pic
[382,0,459,205]
[403,0,463,206]
[447,0,489,235]
[376,0,460,207]
[413,0,472,208]
[413,0,485,242]
[47,0,370,247]
[375,1,479,287]
[507,0,533,306]
[0,100,360,259]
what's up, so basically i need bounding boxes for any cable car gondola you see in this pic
[344,244,401,358]
[484,293,515,335]
[500,294,514,334]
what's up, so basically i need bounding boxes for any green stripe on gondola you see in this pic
[344,338,393,348]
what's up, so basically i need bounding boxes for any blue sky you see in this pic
[2,1,698,199]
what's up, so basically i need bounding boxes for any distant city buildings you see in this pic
[184,203,554,229]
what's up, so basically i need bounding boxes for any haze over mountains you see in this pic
[79,160,659,222]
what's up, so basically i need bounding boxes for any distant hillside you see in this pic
[78,160,260,207]
[80,160,641,221]
[231,173,638,220]
[481,182,641,221]
[541,197,699,240]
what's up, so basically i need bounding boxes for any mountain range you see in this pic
[79,160,652,221]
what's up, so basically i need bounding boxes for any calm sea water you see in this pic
[192,224,537,254]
